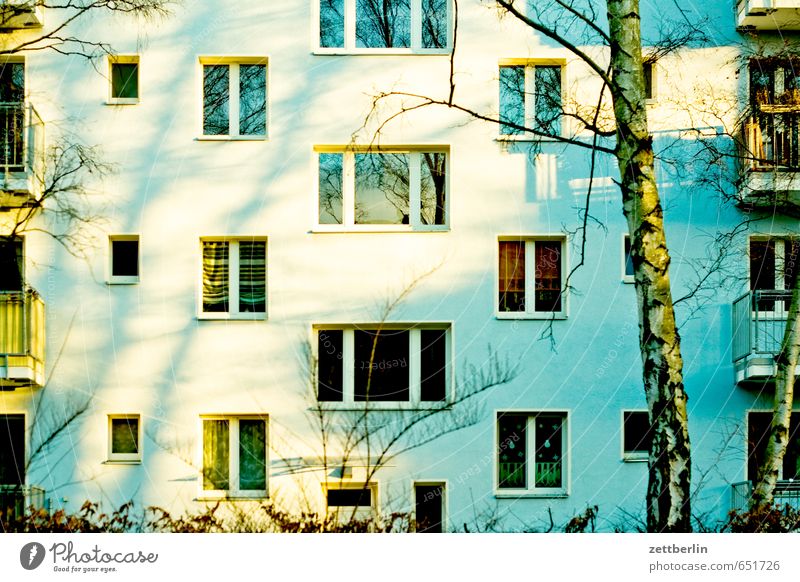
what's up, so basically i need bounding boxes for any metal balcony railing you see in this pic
[732,290,791,363]
[731,480,800,513]
[739,112,800,174]
[0,484,47,522]
[0,102,44,196]
[0,287,45,386]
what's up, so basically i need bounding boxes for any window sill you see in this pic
[495,135,564,144]
[106,98,140,106]
[107,277,140,285]
[195,135,268,142]
[310,226,449,234]
[313,48,451,56]
[104,460,141,465]
[495,312,567,321]
[196,493,268,501]
[494,491,568,499]
[197,313,267,321]
[313,402,452,412]
[623,454,648,463]
[622,276,635,284]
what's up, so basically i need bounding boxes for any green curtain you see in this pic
[239,419,266,490]
[203,420,229,490]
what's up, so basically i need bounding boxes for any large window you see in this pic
[414,482,445,533]
[200,238,267,319]
[498,237,565,317]
[748,411,800,481]
[497,412,568,495]
[316,325,450,405]
[201,59,267,138]
[317,148,448,230]
[202,416,268,498]
[318,0,449,52]
[499,62,563,137]
[0,414,24,486]
[749,236,799,311]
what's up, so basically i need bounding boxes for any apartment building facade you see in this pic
[1,0,800,531]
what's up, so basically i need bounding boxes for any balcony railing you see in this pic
[0,102,44,206]
[737,1,800,30]
[731,480,800,513]
[0,1,44,29]
[0,287,45,388]
[0,484,47,522]
[732,290,791,363]
[739,112,800,173]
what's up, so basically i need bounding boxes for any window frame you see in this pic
[642,56,657,103]
[622,233,634,284]
[313,0,453,55]
[496,235,568,320]
[107,55,140,105]
[106,414,142,463]
[313,322,453,409]
[494,409,570,498]
[313,145,450,232]
[197,236,268,321]
[748,235,799,317]
[107,234,140,285]
[198,414,269,500]
[621,409,650,462]
[0,412,27,486]
[412,479,447,533]
[323,481,379,520]
[498,59,567,140]
[745,409,800,481]
[197,57,269,141]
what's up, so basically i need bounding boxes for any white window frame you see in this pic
[313,146,450,232]
[494,410,570,498]
[412,479,447,533]
[107,414,142,463]
[324,481,379,520]
[106,55,140,105]
[498,59,567,140]
[621,409,649,463]
[622,233,634,284]
[313,0,453,55]
[197,237,268,321]
[199,414,269,500]
[313,323,453,409]
[496,235,568,320]
[107,234,140,285]
[197,57,269,140]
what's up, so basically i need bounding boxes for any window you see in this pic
[200,238,267,319]
[0,60,25,171]
[747,411,800,481]
[0,414,24,486]
[316,148,448,230]
[201,59,267,138]
[643,59,655,101]
[497,237,566,317]
[499,62,563,137]
[108,56,139,104]
[108,415,141,462]
[316,325,450,405]
[318,0,449,52]
[108,235,139,284]
[0,237,23,292]
[749,236,799,311]
[414,482,445,533]
[202,416,268,498]
[622,411,651,461]
[623,234,634,283]
[497,412,568,495]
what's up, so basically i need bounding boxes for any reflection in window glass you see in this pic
[111,418,139,455]
[420,152,446,226]
[356,0,411,49]
[354,153,410,224]
[238,241,266,313]
[354,329,410,401]
[239,65,266,136]
[319,153,344,224]
[320,0,346,48]
[111,63,138,99]
[203,65,230,136]
[238,419,267,490]
[534,65,562,135]
[203,419,230,490]
[421,0,447,49]
[499,66,525,135]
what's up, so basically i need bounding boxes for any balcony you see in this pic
[737,0,800,30]
[0,103,44,209]
[731,480,800,512]
[0,1,44,29]
[0,288,45,389]
[0,484,47,522]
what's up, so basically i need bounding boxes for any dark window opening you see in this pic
[0,238,23,292]
[111,239,139,278]
[110,417,139,455]
[624,235,634,278]
[0,415,25,486]
[354,329,410,402]
[498,414,527,489]
[420,329,447,402]
[111,62,138,99]
[748,412,800,481]
[623,411,652,456]
[327,488,372,507]
[415,484,444,533]
[318,330,344,402]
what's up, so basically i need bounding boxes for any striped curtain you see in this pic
[203,419,229,490]
[202,241,229,312]
[239,241,266,313]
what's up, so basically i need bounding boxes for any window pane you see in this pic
[0,63,24,169]
[203,419,230,490]
[0,62,24,102]
[499,66,525,135]
[112,240,139,277]
[420,152,446,226]
[624,235,634,278]
[623,411,650,455]
[0,238,23,292]
[750,239,775,311]
[499,241,525,312]
[498,414,526,489]
[534,415,563,488]
[354,329,410,401]
[238,241,266,313]
[0,414,25,486]
[534,241,562,312]
[239,419,267,490]
[420,329,447,402]
[111,418,139,455]
[239,64,267,136]
[534,65,562,135]
[415,484,444,533]
[327,488,372,507]
[203,65,230,136]
[320,0,345,48]
[111,63,138,99]
[202,241,229,313]
[421,0,447,49]
[784,413,800,480]
[354,153,410,224]
[319,153,344,224]
[356,0,411,48]
[642,61,653,100]
[318,330,344,402]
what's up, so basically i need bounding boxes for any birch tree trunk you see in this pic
[607,0,692,532]
[750,269,800,508]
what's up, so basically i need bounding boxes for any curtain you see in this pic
[202,241,229,312]
[534,241,561,312]
[499,241,525,312]
[203,420,229,490]
[238,241,266,312]
[238,419,266,490]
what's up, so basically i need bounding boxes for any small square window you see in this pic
[108,415,141,462]
[498,237,566,318]
[108,57,139,104]
[623,234,634,283]
[622,411,651,461]
[108,236,139,284]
